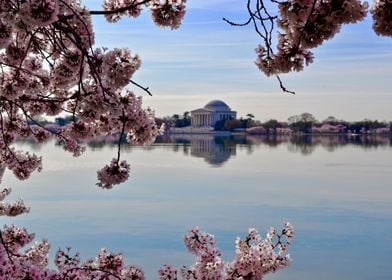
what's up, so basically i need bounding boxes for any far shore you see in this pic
[166,127,391,136]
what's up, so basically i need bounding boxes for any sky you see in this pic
[85,0,392,122]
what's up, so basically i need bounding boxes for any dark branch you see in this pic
[223,0,297,94]
[89,0,151,15]
[223,16,252,26]
[130,80,152,96]
[276,75,295,95]
[0,230,14,263]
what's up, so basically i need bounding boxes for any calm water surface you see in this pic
[2,134,392,280]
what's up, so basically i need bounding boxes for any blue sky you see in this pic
[86,0,392,122]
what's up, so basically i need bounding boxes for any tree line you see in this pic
[158,112,392,135]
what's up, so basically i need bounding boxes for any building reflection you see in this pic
[168,134,237,166]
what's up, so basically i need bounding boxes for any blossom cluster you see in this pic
[0,224,145,279]
[0,224,294,279]
[245,0,392,79]
[102,0,145,22]
[0,188,30,217]
[371,0,392,37]
[180,223,294,279]
[0,0,185,188]
[97,159,130,189]
[102,0,187,29]
[150,0,187,29]
[255,0,369,76]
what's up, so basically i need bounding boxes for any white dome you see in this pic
[204,100,231,111]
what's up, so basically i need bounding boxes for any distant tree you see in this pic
[182,111,191,127]
[172,112,191,128]
[300,113,317,123]
[155,116,175,130]
[241,113,255,128]
[214,119,225,131]
[247,113,255,126]
[223,119,243,131]
[347,119,388,134]
[348,122,364,134]
[288,113,317,133]
[322,116,341,125]
[262,119,280,130]
[363,119,386,130]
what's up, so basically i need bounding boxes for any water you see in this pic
[1,134,392,280]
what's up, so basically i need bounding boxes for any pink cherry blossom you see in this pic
[227,0,369,80]
[19,0,59,27]
[150,0,187,29]
[371,0,392,37]
[97,159,130,189]
[0,224,293,279]
[0,0,175,187]
[158,264,177,280]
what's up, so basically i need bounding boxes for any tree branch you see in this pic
[89,0,151,15]
[276,75,295,95]
[130,80,152,96]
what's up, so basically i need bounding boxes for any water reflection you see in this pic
[16,134,392,166]
[287,134,392,155]
[154,134,392,164]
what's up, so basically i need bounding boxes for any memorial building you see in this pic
[190,100,236,128]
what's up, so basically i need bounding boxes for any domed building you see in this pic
[191,100,236,128]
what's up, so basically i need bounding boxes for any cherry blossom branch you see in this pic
[0,112,23,166]
[63,267,122,280]
[89,0,152,15]
[0,230,14,262]
[224,0,370,94]
[222,16,252,26]
[117,110,126,164]
[224,0,295,94]
[0,224,293,279]
[130,79,153,96]
[277,75,295,95]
